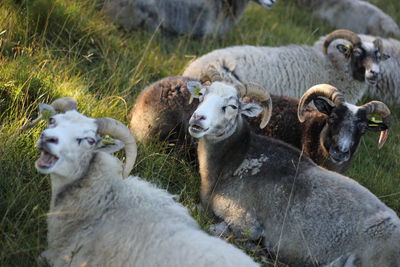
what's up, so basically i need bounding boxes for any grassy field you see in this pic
[0,0,399,266]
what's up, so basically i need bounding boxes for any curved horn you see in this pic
[298,84,345,123]
[200,64,224,83]
[96,117,137,178]
[237,83,272,129]
[323,29,362,55]
[360,101,391,149]
[22,97,78,130]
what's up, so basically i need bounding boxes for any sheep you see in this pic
[296,0,400,38]
[102,0,276,37]
[32,98,259,267]
[315,34,400,104]
[247,84,391,173]
[186,80,400,266]
[129,76,390,174]
[183,29,391,104]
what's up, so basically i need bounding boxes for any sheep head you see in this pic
[187,81,271,142]
[323,29,390,85]
[35,98,137,180]
[298,84,390,164]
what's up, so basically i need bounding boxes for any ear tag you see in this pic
[102,139,116,145]
[41,109,53,120]
[193,85,201,96]
[368,115,383,126]
[344,44,351,51]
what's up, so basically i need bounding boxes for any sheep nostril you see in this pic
[194,114,206,121]
[44,135,59,144]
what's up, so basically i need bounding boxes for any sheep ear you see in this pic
[39,103,57,120]
[95,138,125,154]
[187,81,206,98]
[336,44,352,58]
[240,102,263,117]
[314,97,334,116]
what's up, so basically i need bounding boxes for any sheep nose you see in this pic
[41,134,59,144]
[193,113,206,121]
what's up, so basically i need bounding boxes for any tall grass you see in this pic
[0,0,399,265]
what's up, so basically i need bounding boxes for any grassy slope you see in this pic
[0,0,399,265]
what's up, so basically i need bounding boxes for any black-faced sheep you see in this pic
[187,80,400,266]
[183,29,390,104]
[247,84,391,173]
[32,98,259,267]
[102,0,276,37]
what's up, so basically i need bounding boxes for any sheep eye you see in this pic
[229,105,238,110]
[48,118,56,125]
[86,137,96,145]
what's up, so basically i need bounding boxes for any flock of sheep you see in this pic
[29,0,400,266]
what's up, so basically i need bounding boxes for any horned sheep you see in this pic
[183,29,390,104]
[248,84,391,173]
[129,76,390,173]
[187,80,400,266]
[32,98,259,267]
[102,0,276,37]
[315,34,400,104]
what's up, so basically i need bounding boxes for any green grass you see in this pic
[0,0,399,266]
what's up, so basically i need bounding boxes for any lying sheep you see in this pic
[315,34,400,104]
[129,76,390,173]
[248,84,391,173]
[187,80,400,266]
[102,0,276,37]
[32,98,258,267]
[183,29,390,104]
[296,0,400,38]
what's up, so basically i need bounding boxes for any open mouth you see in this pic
[366,77,378,85]
[189,124,208,135]
[36,148,59,169]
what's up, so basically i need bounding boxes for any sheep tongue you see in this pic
[37,151,57,168]
[378,129,389,149]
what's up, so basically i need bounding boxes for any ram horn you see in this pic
[298,84,345,123]
[237,83,272,129]
[323,29,362,55]
[22,97,78,130]
[360,101,391,149]
[96,117,137,178]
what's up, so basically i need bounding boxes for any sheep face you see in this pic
[313,99,388,164]
[336,39,390,85]
[187,81,262,142]
[35,110,123,180]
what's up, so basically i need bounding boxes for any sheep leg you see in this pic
[212,195,265,240]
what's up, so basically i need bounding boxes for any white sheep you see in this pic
[102,0,276,37]
[33,98,259,267]
[187,80,400,266]
[297,0,400,38]
[314,34,400,104]
[183,29,390,104]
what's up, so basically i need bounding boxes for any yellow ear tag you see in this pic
[41,109,53,120]
[369,115,383,123]
[344,44,352,51]
[193,85,201,96]
[102,139,115,145]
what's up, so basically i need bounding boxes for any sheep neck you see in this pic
[197,118,250,208]
[47,152,121,247]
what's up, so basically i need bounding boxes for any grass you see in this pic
[0,0,399,265]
